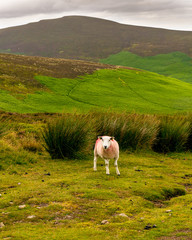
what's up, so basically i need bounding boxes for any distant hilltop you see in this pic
[0,15,192,60]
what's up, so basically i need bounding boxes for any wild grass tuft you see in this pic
[92,112,159,151]
[41,114,94,159]
[153,116,190,153]
[119,114,159,151]
[41,112,192,158]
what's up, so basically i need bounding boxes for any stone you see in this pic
[165,210,172,213]
[101,220,109,225]
[18,205,26,209]
[0,222,5,228]
[27,215,36,219]
[118,213,129,218]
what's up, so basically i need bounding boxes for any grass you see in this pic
[41,114,94,159]
[41,112,192,158]
[1,68,192,114]
[89,112,160,151]
[153,116,191,153]
[1,142,192,239]
[0,115,192,239]
[100,51,192,83]
[0,53,114,94]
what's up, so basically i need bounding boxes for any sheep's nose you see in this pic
[104,146,107,149]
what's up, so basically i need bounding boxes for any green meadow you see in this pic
[0,68,192,114]
[100,51,192,84]
[0,111,192,239]
[1,133,192,239]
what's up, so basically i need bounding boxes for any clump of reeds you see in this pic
[91,112,159,151]
[41,112,192,159]
[41,114,94,159]
[153,115,190,153]
[119,114,159,151]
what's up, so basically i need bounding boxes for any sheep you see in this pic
[93,136,120,175]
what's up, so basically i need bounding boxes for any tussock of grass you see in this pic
[92,112,159,151]
[40,112,192,160]
[41,114,94,159]
[153,116,191,153]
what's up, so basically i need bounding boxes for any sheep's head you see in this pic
[98,136,114,149]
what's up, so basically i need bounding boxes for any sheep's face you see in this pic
[99,136,114,150]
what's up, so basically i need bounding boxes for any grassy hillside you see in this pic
[1,68,192,114]
[0,16,192,60]
[100,51,192,84]
[0,53,192,114]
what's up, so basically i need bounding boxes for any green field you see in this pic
[1,129,192,239]
[1,68,192,114]
[100,51,192,84]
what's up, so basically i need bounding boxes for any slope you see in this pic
[0,67,192,114]
[0,53,115,95]
[100,51,192,84]
[0,16,192,60]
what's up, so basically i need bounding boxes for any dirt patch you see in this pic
[158,229,192,240]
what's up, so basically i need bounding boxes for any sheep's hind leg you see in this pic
[93,155,97,171]
[114,158,120,176]
[104,159,110,175]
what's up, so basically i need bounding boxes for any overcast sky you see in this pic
[0,0,192,31]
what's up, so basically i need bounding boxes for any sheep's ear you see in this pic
[110,137,115,140]
[98,136,102,140]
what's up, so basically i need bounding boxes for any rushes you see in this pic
[93,112,159,151]
[153,116,190,153]
[41,114,93,159]
[41,112,192,159]
[119,114,159,151]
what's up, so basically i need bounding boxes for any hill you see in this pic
[0,16,192,60]
[0,54,192,114]
[0,53,116,94]
[100,51,192,84]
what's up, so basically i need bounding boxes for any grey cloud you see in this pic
[0,0,192,30]
[1,0,192,18]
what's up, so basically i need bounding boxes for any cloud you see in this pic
[0,0,192,30]
[1,0,191,18]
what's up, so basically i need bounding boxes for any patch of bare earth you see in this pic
[158,229,192,240]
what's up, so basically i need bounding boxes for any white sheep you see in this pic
[93,136,120,175]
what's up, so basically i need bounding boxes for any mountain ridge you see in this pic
[0,16,192,60]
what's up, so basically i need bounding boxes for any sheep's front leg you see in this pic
[104,159,110,175]
[114,157,120,176]
[93,155,97,171]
